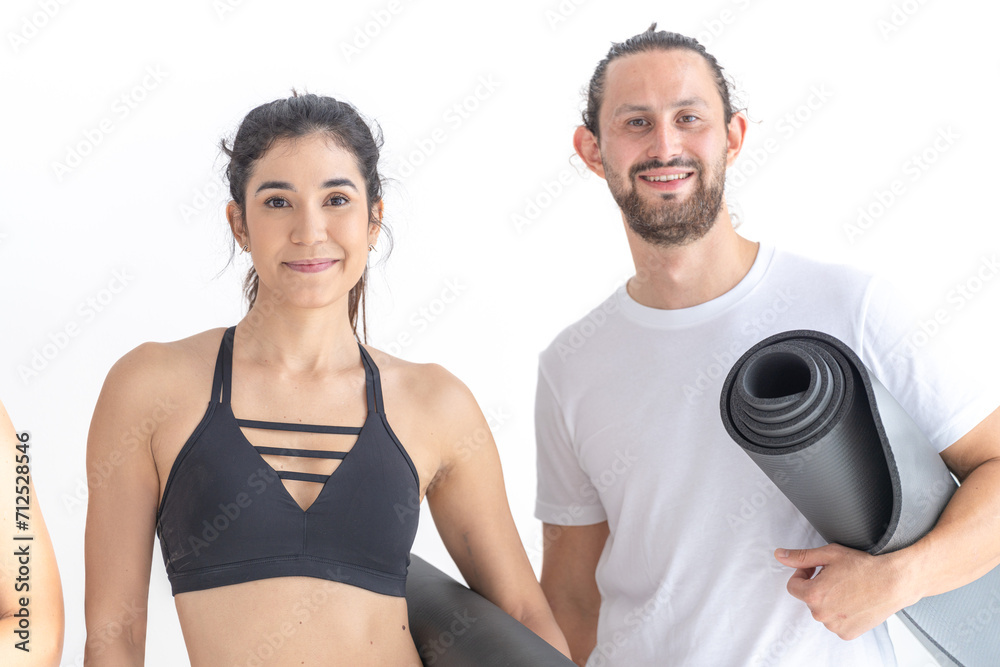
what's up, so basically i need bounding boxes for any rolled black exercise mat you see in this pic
[406,554,575,667]
[719,330,1000,666]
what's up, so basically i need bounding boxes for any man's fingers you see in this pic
[775,546,831,569]
[786,569,815,601]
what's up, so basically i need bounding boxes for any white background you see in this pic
[2,0,998,665]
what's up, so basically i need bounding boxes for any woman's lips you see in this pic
[284,259,338,273]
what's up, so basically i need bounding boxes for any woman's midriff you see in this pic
[174,576,422,667]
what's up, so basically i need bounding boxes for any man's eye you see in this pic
[680,115,698,123]
[627,118,648,127]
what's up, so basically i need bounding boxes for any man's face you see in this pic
[596,49,732,246]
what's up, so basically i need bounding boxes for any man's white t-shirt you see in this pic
[535,243,997,667]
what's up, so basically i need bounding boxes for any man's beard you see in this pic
[606,151,728,247]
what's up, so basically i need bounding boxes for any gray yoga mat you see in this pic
[406,554,575,666]
[719,330,1000,666]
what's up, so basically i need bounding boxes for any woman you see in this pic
[84,93,570,665]
[0,400,64,666]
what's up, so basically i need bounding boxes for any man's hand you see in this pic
[774,544,919,640]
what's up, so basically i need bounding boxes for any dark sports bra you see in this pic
[155,326,420,597]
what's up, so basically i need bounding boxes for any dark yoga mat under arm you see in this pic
[719,330,1000,667]
[406,555,575,667]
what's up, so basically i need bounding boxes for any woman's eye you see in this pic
[264,196,289,208]
[328,195,349,206]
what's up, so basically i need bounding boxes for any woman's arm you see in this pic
[419,365,571,658]
[84,345,164,666]
[0,401,64,666]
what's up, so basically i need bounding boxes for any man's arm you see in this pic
[541,521,609,667]
[776,405,1000,639]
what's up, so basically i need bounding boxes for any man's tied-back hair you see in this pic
[583,23,738,137]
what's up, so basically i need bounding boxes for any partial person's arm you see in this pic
[540,521,608,667]
[0,401,64,666]
[420,365,571,658]
[84,345,164,665]
[776,405,1000,639]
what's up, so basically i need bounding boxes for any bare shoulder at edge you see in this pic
[101,328,228,398]
[91,329,229,467]
[361,346,487,493]
[360,345,478,418]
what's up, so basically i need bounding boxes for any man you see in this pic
[534,24,1000,666]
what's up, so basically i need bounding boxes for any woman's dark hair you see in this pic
[583,23,739,137]
[221,92,389,341]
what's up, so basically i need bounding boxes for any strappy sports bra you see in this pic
[155,326,420,596]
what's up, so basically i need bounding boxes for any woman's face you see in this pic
[229,133,380,311]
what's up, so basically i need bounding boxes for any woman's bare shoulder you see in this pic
[361,345,477,414]
[103,328,227,391]
[90,328,230,436]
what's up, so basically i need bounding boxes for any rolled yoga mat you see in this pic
[406,554,575,667]
[719,330,1000,666]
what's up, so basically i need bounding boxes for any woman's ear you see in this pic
[226,201,248,248]
[368,200,384,245]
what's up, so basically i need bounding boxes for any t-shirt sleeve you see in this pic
[859,275,1000,452]
[534,363,607,525]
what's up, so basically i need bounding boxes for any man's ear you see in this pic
[725,112,748,168]
[573,125,606,179]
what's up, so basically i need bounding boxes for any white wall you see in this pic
[1,0,997,664]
